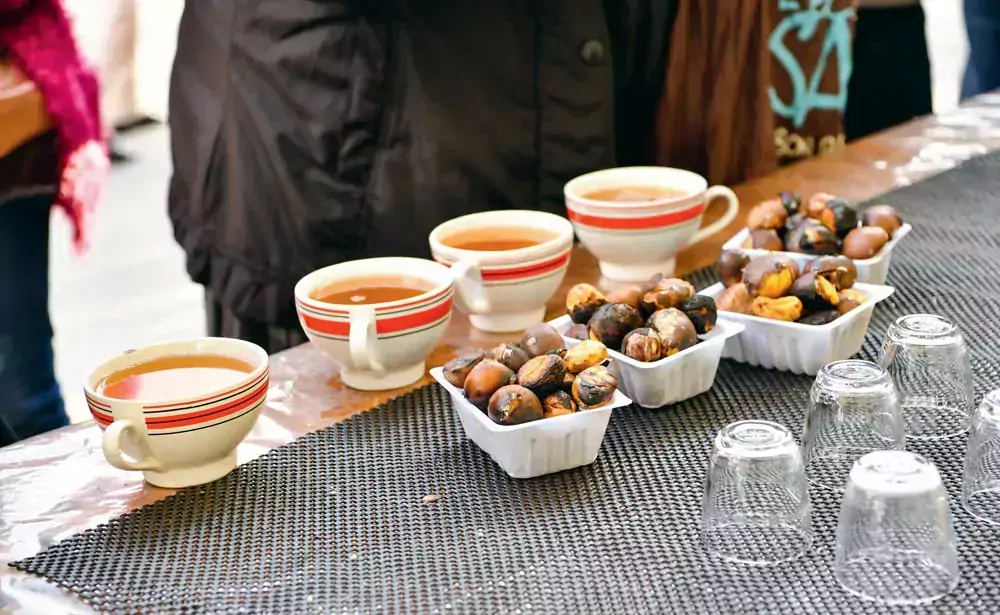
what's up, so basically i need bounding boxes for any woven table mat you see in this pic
[12,153,1000,614]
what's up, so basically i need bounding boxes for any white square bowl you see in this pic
[699,282,895,375]
[430,367,633,479]
[722,223,911,284]
[549,315,745,409]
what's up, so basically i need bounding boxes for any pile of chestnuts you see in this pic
[715,251,868,325]
[441,323,619,426]
[744,192,904,260]
[563,274,717,363]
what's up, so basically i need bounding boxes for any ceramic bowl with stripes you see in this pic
[564,166,740,282]
[429,210,575,333]
[85,337,270,488]
[295,257,454,391]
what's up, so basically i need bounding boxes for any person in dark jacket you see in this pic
[168,1,677,354]
[962,0,1000,100]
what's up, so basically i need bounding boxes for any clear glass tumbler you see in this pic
[962,389,1000,525]
[835,450,960,606]
[802,360,905,492]
[879,314,974,440]
[702,419,813,566]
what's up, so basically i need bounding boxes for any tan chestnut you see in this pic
[742,254,800,298]
[837,289,867,314]
[443,351,485,388]
[565,283,607,325]
[841,226,889,260]
[563,339,609,374]
[861,204,902,238]
[803,255,857,290]
[716,283,753,315]
[716,250,751,287]
[542,390,578,418]
[488,385,543,425]
[640,277,696,313]
[747,199,788,231]
[520,323,565,357]
[746,228,784,251]
[752,296,803,322]
[464,359,515,410]
[606,286,643,311]
[804,192,835,219]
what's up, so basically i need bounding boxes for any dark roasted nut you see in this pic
[799,310,840,325]
[790,271,841,311]
[620,327,664,362]
[861,204,902,238]
[680,295,718,334]
[647,308,698,356]
[803,255,857,290]
[572,365,618,409]
[779,191,801,216]
[784,212,807,238]
[717,250,751,287]
[751,296,803,322]
[747,199,789,231]
[842,226,889,260]
[442,351,485,388]
[786,219,840,255]
[641,277,696,313]
[544,348,567,358]
[746,228,784,251]
[520,323,565,357]
[804,192,835,218]
[542,390,578,418]
[588,302,644,349]
[606,286,643,311]
[742,254,800,298]
[566,283,607,325]
[565,323,590,340]
[491,343,530,372]
[716,283,754,314]
[564,339,609,374]
[818,198,859,238]
[463,359,516,410]
[561,371,576,391]
[488,385,544,425]
[516,355,568,394]
[837,289,867,314]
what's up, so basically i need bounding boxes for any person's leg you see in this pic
[0,193,68,446]
[963,0,1000,100]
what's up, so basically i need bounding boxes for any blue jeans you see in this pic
[0,193,68,446]
[963,0,1000,99]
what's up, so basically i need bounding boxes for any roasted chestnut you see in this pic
[779,191,801,216]
[784,212,807,237]
[463,359,515,410]
[716,283,753,314]
[620,327,663,362]
[747,199,789,231]
[786,219,840,255]
[817,198,859,238]
[803,255,857,290]
[588,302,644,349]
[606,286,643,311]
[751,296,803,322]
[862,204,902,238]
[717,250,751,287]
[442,351,485,388]
[561,371,576,391]
[491,342,530,372]
[837,289,867,314]
[742,254,800,298]
[841,226,889,260]
[565,323,590,341]
[566,283,608,325]
[804,192,835,219]
[745,228,784,251]
[520,323,565,357]
[571,365,618,409]
[488,385,543,425]
[641,277,696,313]
[680,295,718,334]
[564,339,609,374]
[790,271,841,311]
[647,308,698,356]
[799,310,840,326]
[516,354,568,394]
[542,390,578,418]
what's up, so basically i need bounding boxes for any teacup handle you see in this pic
[450,257,490,313]
[349,306,386,375]
[102,412,163,472]
[690,186,740,245]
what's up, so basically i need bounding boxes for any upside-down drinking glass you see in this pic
[962,389,1000,525]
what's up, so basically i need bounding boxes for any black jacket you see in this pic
[168,0,676,327]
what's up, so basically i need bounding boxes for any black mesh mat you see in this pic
[11,153,1000,614]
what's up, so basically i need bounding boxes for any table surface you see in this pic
[5,97,1000,614]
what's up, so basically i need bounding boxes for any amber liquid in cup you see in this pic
[583,185,689,202]
[97,355,256,400]
[441,226,558,251]
[313,275,433,305]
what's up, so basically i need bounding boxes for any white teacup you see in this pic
[85,338,270,489]
[564,166,740,282]
[429,210,575,333]
[295,257,454,391]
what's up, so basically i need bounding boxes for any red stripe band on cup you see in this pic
[566,202,705,230]
[480,251,571,282]
[301,297,454,338]
[301,284,453,317]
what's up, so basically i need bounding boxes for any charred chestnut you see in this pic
[751,296,803,322]
[861,204,902,238]
[463,359,516,410]
[565,323,590,341]
[647,308,698,356]
[443,351,486,388]
[716,283,754,315]
[542,390,578,418]
[803,255,857,290]
[680,295,718,334]
[717,250,751,287]
[786,219,840,255]
[516,354,568,394]
[790,271,841,311]
[520,323,565,357]
[837,289,867,314]
[742,254,800,298]
[588,302,644,349]
[564,339,609,374]
[779,191,801,216]
[747,199,789,231]
[641,277,696,313]
[606,286,643,311]
[799,310,840,326]
[566,283,608,325]
[488,385,543,425]
[784,212,807,237]
[571,365,618,409]
[491,342,530,372]
[841,226,889,260]
[561,371,576,391]
[818,198,859,238]
[745,228,784,251]
[620,327,664,362]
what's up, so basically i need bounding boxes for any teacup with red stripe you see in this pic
[85,338,270,488]
[564,167,740,282]
[295,257,454,391]
[429,210,575,333]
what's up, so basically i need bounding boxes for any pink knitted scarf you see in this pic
[0,0,108,251]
